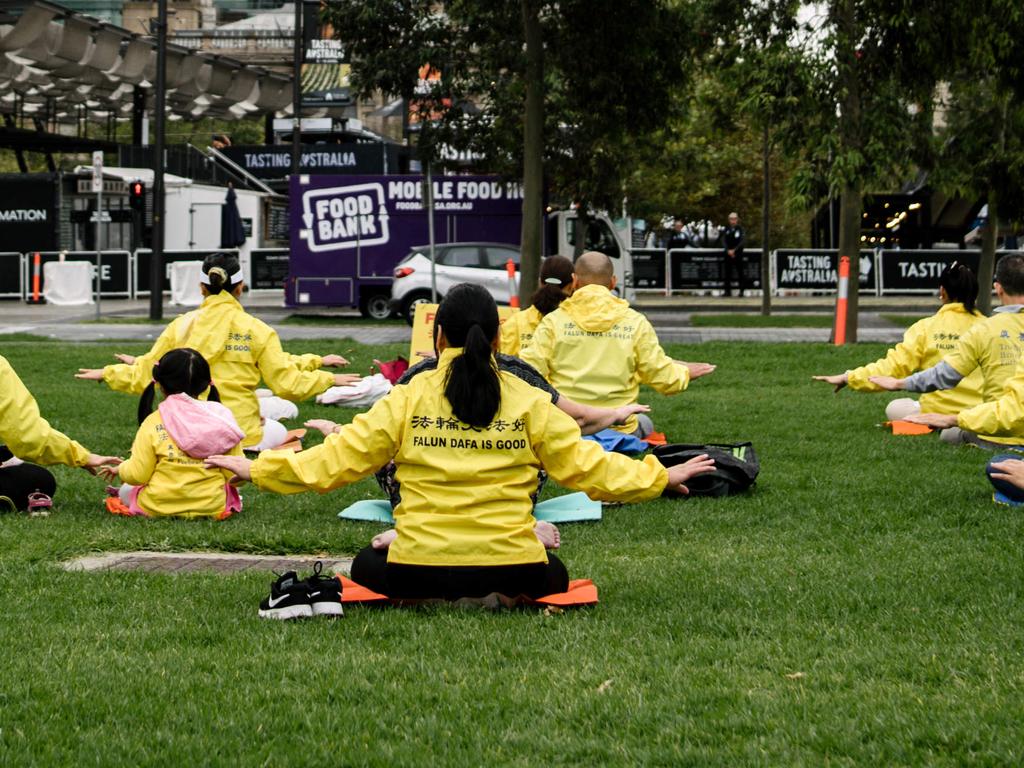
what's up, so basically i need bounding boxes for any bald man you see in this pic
[521,251,715,437]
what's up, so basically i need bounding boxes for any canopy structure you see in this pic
[0,0,294,130]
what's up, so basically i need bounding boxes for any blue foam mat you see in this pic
[338,492,602,524]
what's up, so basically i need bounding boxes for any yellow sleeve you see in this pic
[498,315,520,356]
[289,353,323,372]
[255,328,335,402]
[519,316,552,377]
[944,322,984,377]
[117,422,158,487]
[0,356,91,467]
[957,366,1024,437]
[634,318,688,394]
[846,320,927,391]
[531,399,668,502]
[251,386,406,494]
[101,318,180,394]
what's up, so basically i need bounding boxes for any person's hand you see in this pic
[332,373,362,387]
[904,412,957,428]
[96,464,121,481]
[664,454,716,495]
[868,376,906,391]
[609,403,651,426]
[305,418,340,437]
[321,354,349,367]
[682,362,716,379]
[83,454,122,475]
[75,369,104,381]
[204,455,253,484]
[812,373,849,392]
[114,353,136,365]
[989,458,1024,491]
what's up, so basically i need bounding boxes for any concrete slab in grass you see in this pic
[63,551,352,575]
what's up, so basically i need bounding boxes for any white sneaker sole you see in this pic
[311,601,344,617]
[258,603,313,620]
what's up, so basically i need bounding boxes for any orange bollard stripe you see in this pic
[31,251,41,302]
[834,255,850,346]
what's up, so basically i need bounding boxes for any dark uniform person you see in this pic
[721,212,745,297]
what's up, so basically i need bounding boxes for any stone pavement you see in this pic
[63,550,352,575]
[0,294,929,344]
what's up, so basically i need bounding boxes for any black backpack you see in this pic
[653,442,760,498]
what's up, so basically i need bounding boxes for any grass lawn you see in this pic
[689,313,834,328]
[883,313,931,328]
[1,338,1023,765]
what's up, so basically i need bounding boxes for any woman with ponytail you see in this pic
[76,252,357,451]
[207,283,715,602]
[499,255,574,356]
[812,261,986,425]
[104,348,246,519]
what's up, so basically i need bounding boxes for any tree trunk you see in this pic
[978,192,998,315]
[574,203,589,258]
[834,182,863,343]
[760,123,771,316]
[518,0,544,307]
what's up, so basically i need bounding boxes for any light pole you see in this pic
[291,0,302,176]
[149,0,167,321]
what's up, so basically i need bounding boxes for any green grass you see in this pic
[883,313,930,328]
[690,313,834,328]
[1,338,1023,765]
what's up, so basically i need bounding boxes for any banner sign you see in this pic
[301,1,351,107]
[668,248,762,291]
[220,145,387,179]
[630,248,667,290]
[30,251,131,298]
[878,250,981,293]
[774,249,876,293]
[0,175,59,254]
[250,249,290,290]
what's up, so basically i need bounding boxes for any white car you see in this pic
[390,242,521,324]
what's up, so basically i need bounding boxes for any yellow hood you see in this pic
[560,284,631,333]
[178,292,243,362]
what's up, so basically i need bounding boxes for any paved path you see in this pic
[63,550,352,575]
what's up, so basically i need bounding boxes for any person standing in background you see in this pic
[721,212,745,297]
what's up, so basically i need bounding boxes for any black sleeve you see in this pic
[395,358,438,386]
[495,354,560,404]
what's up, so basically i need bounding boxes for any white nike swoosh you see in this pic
[267,593,295,608]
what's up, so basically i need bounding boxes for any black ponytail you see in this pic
[530,255,574,316]
[436,284,501,428]
[940,261,979,314]
[137,347,216,424]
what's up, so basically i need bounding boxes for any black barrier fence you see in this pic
[878,250,981,294]
[134,250,239,296]
[773,249,877,294]
[668,248,763,293]
[25,251,132,298]
[630,248,668,292]
[250,249,290,291]
[0,252,22,298]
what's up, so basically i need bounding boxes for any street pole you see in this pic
[424,159,436,303]
[149,0,167,321]
[291,0,302,176]
[92,149,103,320]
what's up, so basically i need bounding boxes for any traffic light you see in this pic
[128,180,146,212]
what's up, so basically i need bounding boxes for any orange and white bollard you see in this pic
[833,255,850,346]
[506,259,520,308]
[28,251,43,304]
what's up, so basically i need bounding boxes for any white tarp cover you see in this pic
[42,260,92,305]
[169,260,204,306]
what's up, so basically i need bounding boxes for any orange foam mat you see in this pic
[883,420,933,436]
[337,575,598,607]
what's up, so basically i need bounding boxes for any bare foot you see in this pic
[372,528,397,550]
[534,520,560,550]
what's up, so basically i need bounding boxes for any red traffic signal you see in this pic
[128,180,146,211]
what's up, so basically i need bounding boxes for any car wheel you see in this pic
[359,292,393,320]
[401,292,434,326]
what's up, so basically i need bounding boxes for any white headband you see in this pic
[200,268,243,285]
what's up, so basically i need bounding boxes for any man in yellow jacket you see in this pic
[1,355,119,510]
[520,251,715,436]
[75,258,357,450]
[871,254,1024,448]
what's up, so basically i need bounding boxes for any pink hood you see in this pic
[158,393,245,459]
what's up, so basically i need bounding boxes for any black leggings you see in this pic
[0,448,56,511]
[351,546,569,601]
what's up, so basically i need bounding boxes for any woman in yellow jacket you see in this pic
[812,262,985,423]
[207,284,715,603]
[0,355,119,511]
[499,255,573,356]
[104,348,246,519]
[76,252,358,451]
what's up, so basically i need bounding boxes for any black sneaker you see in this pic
[304,561,344,618]
[258,571,312,620]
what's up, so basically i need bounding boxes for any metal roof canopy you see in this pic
[0,0,294,126]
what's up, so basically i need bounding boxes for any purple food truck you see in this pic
[287,174,524,316]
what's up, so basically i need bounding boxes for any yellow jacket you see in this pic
[499,305,543,357]
[956,357,1024,438]
[845,302,985,413]
[251,347,669,567]
[101,293,334,447]
[0,354,90,467]
[118,410,243,518]
[520,284,688,433]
